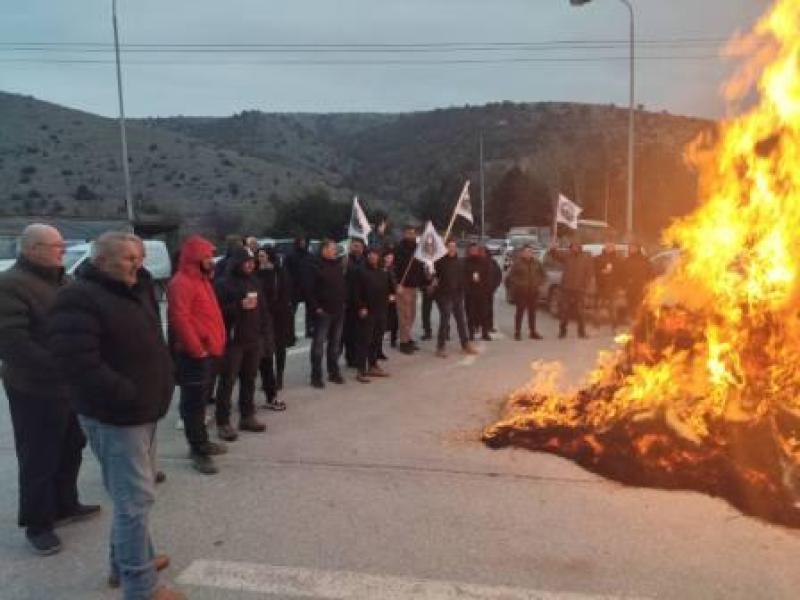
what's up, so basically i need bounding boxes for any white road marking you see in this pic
[457,354,477,367]
[287,345,311,356]
[178,560,647,600]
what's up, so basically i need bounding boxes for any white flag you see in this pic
[347,196,372,242]
[555,194,583,230]
[454,180,473,224]
[414,221,447,268]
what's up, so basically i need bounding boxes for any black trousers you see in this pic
[559,290,586,336]
[356,313,387,373]
[343,308,359,366]
[465,292,489,338]
[5,384,85,533]
[514,293,539,336]
[488,291,497,330]
[216,342,261,424]
[421,289,434,336]
[259,344,286,400]
[436,293,468,349]
[387,303,398,346]
[310,311,344,380]
[176,354,214,454]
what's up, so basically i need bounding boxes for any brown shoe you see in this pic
[151,586,187,600]
[435,349,447,358]
[366,366,389,378]
[356,373,371,383]
[239,415,266,433]
[108,554,170,588]
[462,343,478,355]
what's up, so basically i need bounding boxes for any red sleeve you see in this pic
[167,276,205,357]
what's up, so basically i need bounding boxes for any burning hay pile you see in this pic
[483,0,800,527]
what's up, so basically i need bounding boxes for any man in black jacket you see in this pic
[49,232,183,600]
[394,225,424,354]
[353,246,392,382]
[214,247,268,439]
[285,236,316,338]
[308,240,347,388]
[464,243,491,341]
[0,224,99,556]
[342,238,365,367]
[433,240,478,358]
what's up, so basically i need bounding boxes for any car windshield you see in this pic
[63,247,87,272]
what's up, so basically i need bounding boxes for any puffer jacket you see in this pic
[507,256,545,300]
[168,236,226,358]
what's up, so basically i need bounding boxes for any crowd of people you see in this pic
[0,222,654,600]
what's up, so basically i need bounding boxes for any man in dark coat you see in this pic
[342,238,366,367]
[0,224,99,556]
[381,248,399,355]
[49,232,182,600]
[623,243,654,320]
[285,236,316,338]
[463,243,491,341]
[308,240,347,388]
[485,245,503,333]
[594,242,622,331]
[506,244,545,340]
[214,247,268,439]
[552,241,594,339]
[394,225,424,354]
[433,240,478,358]
[353,246,392,382]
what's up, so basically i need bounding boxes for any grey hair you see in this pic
[92,232,141,262]
[19,223,60,252]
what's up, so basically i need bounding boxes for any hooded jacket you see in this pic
[168,236,226,358]
[49,262,175,426]
[214,247,270,347]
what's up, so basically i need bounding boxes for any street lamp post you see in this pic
[479,132,486,240]
[570,0,635,239]
[112,0,135,227]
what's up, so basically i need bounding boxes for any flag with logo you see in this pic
[555,194,582,230]
[414,221,447,269]
[347,196,372,242]
[454,180,474,224]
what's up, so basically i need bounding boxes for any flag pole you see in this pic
[552,194,559,247]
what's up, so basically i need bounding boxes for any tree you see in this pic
[270,188,350,240]
[413,174,466,233]
[488,167,553,234]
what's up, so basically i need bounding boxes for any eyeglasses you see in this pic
[36,242,66,250]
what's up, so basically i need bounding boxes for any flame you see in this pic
[484,0,800,524]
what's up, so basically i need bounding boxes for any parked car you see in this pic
[485,238,505,256]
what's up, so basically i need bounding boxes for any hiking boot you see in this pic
[195,441,227,456]
[217,424,239,441]
[190,452,218,475]
[462,343,479,355]
[530,331,543,340]
[421,332,432,341]
[26,529,61,556]
[367,366,389,378]
[264,399,287,411]
[150,585,187,600]
[328,372,345,384]
[398,343,415,355]
[155,471,167,484]
[55,503,101,528]
[239,415,266,433]
[481,334,492,341]
[356,373,371,384]
[435,348,448,358]
[311,377,325,389]
[109,554,170,588]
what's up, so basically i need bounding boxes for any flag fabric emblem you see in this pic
[454,180,474,224]
[414,221,447,268]
[347,196,372,242]
[555,194,583,230]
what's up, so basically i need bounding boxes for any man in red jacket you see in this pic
[167,236,227,474]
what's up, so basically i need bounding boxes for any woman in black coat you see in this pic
[256,246,294,409]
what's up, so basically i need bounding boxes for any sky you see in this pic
[0,0,770,119]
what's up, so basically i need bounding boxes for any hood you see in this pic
[178,236,215,277]
[227,246,255,277]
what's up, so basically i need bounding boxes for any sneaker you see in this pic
[155,471,167,484]
[195,441,227,456]
[356,373,371,384]
[530,332,543,340]
[376,352,389,360]
[481,334,492,341]
[55,503,101,527]
[26,529,61,556]
[328,372,345,384]
[150,585,187,600]
[366,366,389,378]
[462,344,479,355]
[108,554,170,588]
[239,415,266,433]
[398,343,414,355]
[311,377,325,389]
[264,399,287,411]
[217,424,239,441]
[435,348,448,358]
[190,452,218,475]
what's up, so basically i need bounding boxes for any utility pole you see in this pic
[112,0,135,227]
[479,132,485,240]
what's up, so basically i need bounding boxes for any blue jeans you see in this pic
[310,311,343,379]
[79,416,158,600]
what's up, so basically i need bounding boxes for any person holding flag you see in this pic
[433,239,478,358]
[394,225,424,355]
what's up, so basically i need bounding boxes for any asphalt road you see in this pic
[1,297,799,599]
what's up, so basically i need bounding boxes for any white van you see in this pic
[64,239,172,291]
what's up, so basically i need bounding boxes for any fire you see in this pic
[484,0,800,525]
